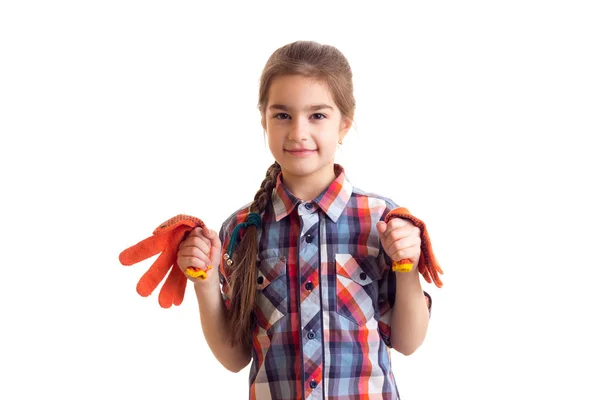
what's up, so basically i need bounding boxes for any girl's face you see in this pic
[262,74,351,183]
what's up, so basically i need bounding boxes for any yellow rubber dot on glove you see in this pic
[185,265,212,280]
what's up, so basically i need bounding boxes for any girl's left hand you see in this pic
[376,218,421,271]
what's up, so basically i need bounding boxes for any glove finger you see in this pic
[421,268,433,284]
[172,265,187,306]
[136,249,172,297]
[418,258,431,282]
[158,265,180,308]
[119,234,170,266]
[158,264,187,308]
[136,226,189,297]
[430,268,444,288]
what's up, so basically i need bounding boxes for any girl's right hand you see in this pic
[177,226,222,285]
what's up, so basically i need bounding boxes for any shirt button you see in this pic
[307,330,316,340]
[305,233,313,243]
[305,281,314,291]
[309,380,317,389]
[305,203,313,209]
[257,276,264,285]
[359,272,367,280]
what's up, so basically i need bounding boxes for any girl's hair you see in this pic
[225,40,356,347]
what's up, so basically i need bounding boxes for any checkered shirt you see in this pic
[218,164,432,400]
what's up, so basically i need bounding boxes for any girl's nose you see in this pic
[288,119,309,142]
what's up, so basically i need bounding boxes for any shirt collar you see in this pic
[272,164,353,223]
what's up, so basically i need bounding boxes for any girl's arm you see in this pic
[389,269,430,355]
[194,282,251,372]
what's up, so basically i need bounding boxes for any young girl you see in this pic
[176,40,434,400]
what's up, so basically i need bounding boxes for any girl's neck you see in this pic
[281,164,337,202]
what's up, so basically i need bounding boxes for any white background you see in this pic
[1,1,599,399]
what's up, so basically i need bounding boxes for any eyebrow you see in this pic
[268,104,334,112]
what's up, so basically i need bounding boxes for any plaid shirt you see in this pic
[218,164,432,400]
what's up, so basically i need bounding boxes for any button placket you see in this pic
[298,209,321,399]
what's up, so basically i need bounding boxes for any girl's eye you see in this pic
[273,113,326,120]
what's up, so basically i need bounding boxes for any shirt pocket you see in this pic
[335,253,381,326]
[255,255,288,331]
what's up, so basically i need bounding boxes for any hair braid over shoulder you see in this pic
[226,161,281,347]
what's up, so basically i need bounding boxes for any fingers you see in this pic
[389,244,420,263]
[378,219,420,254]
[384,219,412,239]
[178,243,211,265]
[377,219,408,251]
[387,232,420,252]
[379,218,408,238]
[178,230,211,265]
[180,227,211,254]
[186,226,210,243]
[202,227,222,268]
[383,223,421,264]
[177,226,220,280]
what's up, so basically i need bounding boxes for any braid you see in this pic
[250,162,281,213]
[226,161,281,347]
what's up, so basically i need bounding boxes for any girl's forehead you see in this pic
[267,75,336,108]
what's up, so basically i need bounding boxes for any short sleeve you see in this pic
[218,223,232,309]
[376,233,433,348]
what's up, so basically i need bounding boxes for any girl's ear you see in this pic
[339,115,352,141]
[261,114,266,131]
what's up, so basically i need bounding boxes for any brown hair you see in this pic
[225,40,356,347]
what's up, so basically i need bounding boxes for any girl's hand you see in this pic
[177,226,222,285]
[376,219,421,272]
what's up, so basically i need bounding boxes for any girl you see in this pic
[177,40,434,400]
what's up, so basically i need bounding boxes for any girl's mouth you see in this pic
[286,149,317,157]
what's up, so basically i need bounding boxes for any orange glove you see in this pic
[384,207,444,288]
[119,214,207,308]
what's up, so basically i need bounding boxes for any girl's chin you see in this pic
[279,163,327,177]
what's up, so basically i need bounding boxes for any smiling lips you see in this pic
[286,148,316,157]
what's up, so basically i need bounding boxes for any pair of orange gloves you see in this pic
[119,209,443,308]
